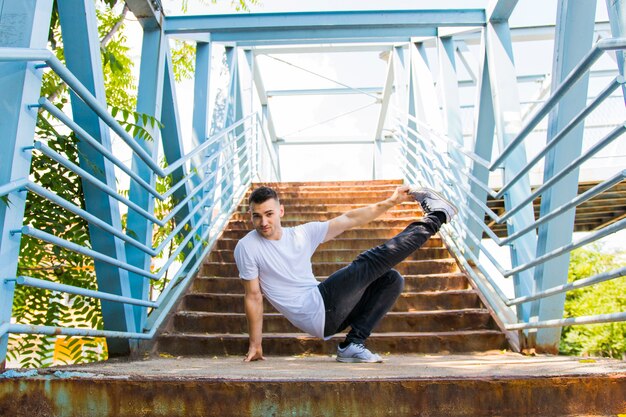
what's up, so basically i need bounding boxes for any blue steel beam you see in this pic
[125,25,167,333]
[159,48,200,299]
[531,0,598,353]
[438,37,467,189]
[191,41,212,187]
[466,29,496,257]
[485,18,538,326]
[164,10,486,38]
[0,0,53,366]
[57,0,136,356]
[605,0,626,101]
[267,87,382,97]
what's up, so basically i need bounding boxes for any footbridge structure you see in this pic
[0,0,625,415]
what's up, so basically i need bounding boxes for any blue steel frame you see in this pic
[0,0,625,366]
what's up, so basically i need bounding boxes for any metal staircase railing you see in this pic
[391,37,626,350]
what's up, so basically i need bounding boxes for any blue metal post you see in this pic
[57,0,136,356]
[466,30,496,256]
[125,25,166,333]
[438,36,467,187]
[0,0,53,365]
[531,0,597,353]
[408,43,439,176]
[606,0,626,102]
[161,48,197,256]
[485,18,537,327]
[192,41,212,187]
[392,46,411,174]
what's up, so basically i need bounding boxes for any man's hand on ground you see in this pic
[388,185,413,206]
[244,345,265,362]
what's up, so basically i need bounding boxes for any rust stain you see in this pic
[0,375,625,416]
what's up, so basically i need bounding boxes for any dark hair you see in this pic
[249,186,279,205]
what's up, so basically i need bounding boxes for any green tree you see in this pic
[559,245,626,359]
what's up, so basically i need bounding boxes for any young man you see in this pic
[234,185,457,363]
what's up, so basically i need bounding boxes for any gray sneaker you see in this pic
[336,343,383,363]
[408,187,458,223]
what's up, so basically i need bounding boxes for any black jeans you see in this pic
[317,214,442,345]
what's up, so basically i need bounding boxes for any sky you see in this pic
[136,0,624,184]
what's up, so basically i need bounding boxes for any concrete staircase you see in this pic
[155,180,509,357]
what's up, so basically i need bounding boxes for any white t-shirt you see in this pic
[234,221,329,338]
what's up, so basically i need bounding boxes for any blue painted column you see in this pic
[606,0,626,101]
[466,30,496,257]
[408,43,439,178]
[192,41,212,188]
[0,0,53,365]
[485,19,537,327]
[531,0,597,353]
[392,46,412,177]
[125,25,166,332]
[57,0,136,356]
[438,37,467,188]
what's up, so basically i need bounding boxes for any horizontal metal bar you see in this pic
[15,276,157,308]
[506,311,626,330]
[21,226,159,280]
[164,9,486,35]
[267,87,383,97]
[403,114,492,171]
[148,181,252,332]
[489,37,626,170]
[0,47,50,62]
[0,323,8,338]
[39,98,164,201]
[501,170,626,244]
[0,178,28,197]
[163,115,254,177]
[398,120,497,197]
[508,266,626,306]
[34,141,164,226]
[7,323,151,340]
[495,76,624,198]
[43,55,166,176]
[498,123,626,223]
[393,131,504,227]
[24,181,155,255]
[505,218,626,277]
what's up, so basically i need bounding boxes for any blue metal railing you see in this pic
[0,47,279,360]
[392,37,626,344]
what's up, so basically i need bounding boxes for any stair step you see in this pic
[222,227,424,240]
[153,179,509,358]
[182,290,481,314]
[237,203,421,213]
[207,247,452,263]
[227,219,421,230]
[252,179,405,188]
[174,309,498,334]
[202,259,460,277]
[215,236,444,250]
[192,273,470,294]
[157,330,509,356]
[230,209,423,222]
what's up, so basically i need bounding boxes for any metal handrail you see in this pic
[391,34,626,333]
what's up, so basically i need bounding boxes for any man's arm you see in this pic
[324,185,413,242]
[242,278,265,362]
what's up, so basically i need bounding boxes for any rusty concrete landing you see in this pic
[17,351,625,381]
[1,353,625,417]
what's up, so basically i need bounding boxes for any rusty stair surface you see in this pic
[155,180,510,357]
[1,354,625,416]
